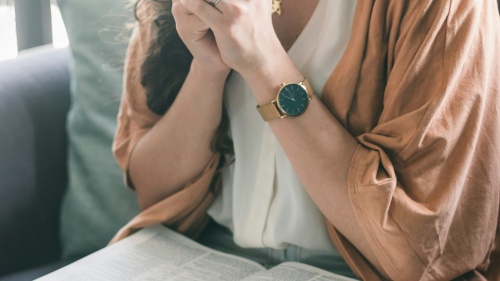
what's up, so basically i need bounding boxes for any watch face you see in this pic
[277,83,309,117]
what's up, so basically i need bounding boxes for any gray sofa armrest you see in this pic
[0,46,71,277]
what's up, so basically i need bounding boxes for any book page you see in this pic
[242,262,358,281]
[36,225,265,281]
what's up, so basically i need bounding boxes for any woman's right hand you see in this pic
[172,0,229,77]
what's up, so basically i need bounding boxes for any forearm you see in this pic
[129,60,228,210]
[242,53,387,276]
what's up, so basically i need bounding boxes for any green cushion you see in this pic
[57,0,140,258]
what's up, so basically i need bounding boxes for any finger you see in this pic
[172,0,193,17]
[172,2,210,39]
[172,0,208,29]
[179,0,223,27]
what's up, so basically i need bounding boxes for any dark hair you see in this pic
[134,0,233,192]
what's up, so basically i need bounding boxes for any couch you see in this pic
[0,45,74,279]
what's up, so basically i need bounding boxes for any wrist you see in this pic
[190,59,230,84]
[241,51,304,105]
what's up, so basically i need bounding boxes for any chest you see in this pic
[272,0,320,51]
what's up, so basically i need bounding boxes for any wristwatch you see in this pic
[257,79,314,121]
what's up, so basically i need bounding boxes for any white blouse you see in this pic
[208,0,357,253]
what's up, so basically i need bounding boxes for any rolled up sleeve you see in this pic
[327,0,500,279]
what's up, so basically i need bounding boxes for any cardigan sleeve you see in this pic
[325,0,500,280]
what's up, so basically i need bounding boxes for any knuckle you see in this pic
[171,2,183,20]
[232,5,245,18]
[189,1,205,14]
[170,4,179,17]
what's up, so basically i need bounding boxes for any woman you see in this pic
[113,0,500,280]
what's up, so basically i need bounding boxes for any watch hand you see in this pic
[286,88,296,100]
[285,88,296,101]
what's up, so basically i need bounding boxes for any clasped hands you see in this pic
[172,0,285,80]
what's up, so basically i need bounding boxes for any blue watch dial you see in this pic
[277,83,309,117]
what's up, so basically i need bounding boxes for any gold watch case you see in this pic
[257,79,314,121]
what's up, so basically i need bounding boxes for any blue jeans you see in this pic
[197,220,358,279]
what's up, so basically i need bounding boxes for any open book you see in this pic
[37,225,357,281]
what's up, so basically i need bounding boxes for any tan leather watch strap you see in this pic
[257,78,313,121]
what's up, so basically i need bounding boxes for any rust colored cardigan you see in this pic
[112,0,500,280]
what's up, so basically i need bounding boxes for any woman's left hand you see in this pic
[179,0,287,77]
